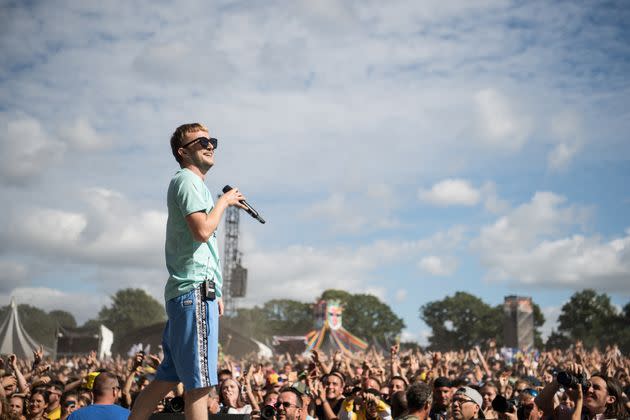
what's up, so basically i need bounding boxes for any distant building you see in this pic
[503,295,534,349]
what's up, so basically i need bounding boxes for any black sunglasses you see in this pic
[182,137,218,150]
[274,401,297,410]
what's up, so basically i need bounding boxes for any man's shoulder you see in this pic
[68,404,130,419]
[170,168,197,184]
[169,168,208,194]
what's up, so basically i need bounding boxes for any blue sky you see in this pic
[1,0,629,345]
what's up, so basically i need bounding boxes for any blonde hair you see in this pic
[170,123,208,164]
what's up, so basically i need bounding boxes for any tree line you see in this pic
[419,289,630,353]
[1,288,628,353]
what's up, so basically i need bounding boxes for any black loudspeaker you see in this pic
[149,414,251,420]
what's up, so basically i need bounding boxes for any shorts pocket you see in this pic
[166,290,197,320]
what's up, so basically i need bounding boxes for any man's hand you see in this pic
[131,352,145,372]
[148,354,162,369]
[218,298,224,316]
[36,363,51,375]
[219,188,248,210]
[314,380,326,401]
[33,345,44,367]
[390,344,399,359]
[35,375,51,386]
[8,354,18,371]
[333,350,343,366]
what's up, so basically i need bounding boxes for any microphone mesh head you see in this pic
[222,185,232,193]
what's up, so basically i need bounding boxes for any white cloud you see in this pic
[548,111,583,171]
[475,192,588,251]
[418,255,458,276]
[58,118,109,150]
[0,287,110,325]
[0,188,166,268]
[0,261,28,293]
[0,114,66,185]
[419,179,481,206]
[15,208,87,245]
[301,185,401,233]
[474,192,630,291]
[400,329,426,345]
[420,179,509,213]
[540,305,562,339]
[474,89,531,151]
[480,181,510,214]
[395,289,408,302]
[240,245,371,305]
[238,226,466,306]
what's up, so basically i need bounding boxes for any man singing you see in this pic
[130,123,246,420]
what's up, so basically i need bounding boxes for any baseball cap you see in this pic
[455,386,483,409]
[291,382,312,397]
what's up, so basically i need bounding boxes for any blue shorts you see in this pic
[155,286,218,390]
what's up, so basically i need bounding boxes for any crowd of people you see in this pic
[0,340,628,419]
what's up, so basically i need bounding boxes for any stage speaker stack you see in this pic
[503,295,534,349]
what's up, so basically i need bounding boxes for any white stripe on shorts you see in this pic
[194,287,210,388]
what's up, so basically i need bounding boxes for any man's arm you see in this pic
[185,188,244,242]
[9,354,29,394]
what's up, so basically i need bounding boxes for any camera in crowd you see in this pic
[261,404,276,420]
[492,394,518,414]
[163,396,185,413]
[557,371,591,391]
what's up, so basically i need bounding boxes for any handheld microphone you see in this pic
[222,185,266,224]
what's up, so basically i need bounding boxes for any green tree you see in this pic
[619,302,630,354]
[81,318,104,330]
[226,290,405,347]
[224,306,273,342]
[420,292,503,351]
[224,300,313,342]
[545,330,572,350]
[49,310,77,328]
[532,303,546,349]
[557,289,619,349]
[262,299,313,336]
[97,288,166,338]
[319,290,405,346]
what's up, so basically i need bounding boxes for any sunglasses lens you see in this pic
[193,137,218,150]
[201,138,217,149]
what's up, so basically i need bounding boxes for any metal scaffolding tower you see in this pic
[221,205,247,316]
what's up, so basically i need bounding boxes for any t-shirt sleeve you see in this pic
[174,174,208,216]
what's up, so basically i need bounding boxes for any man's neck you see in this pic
[407,408,428,420]
[182,164,207,180]
[94,398,115,405]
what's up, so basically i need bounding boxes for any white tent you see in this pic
[0,297,49,359]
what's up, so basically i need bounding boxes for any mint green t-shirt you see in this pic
[164,168,223,301]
